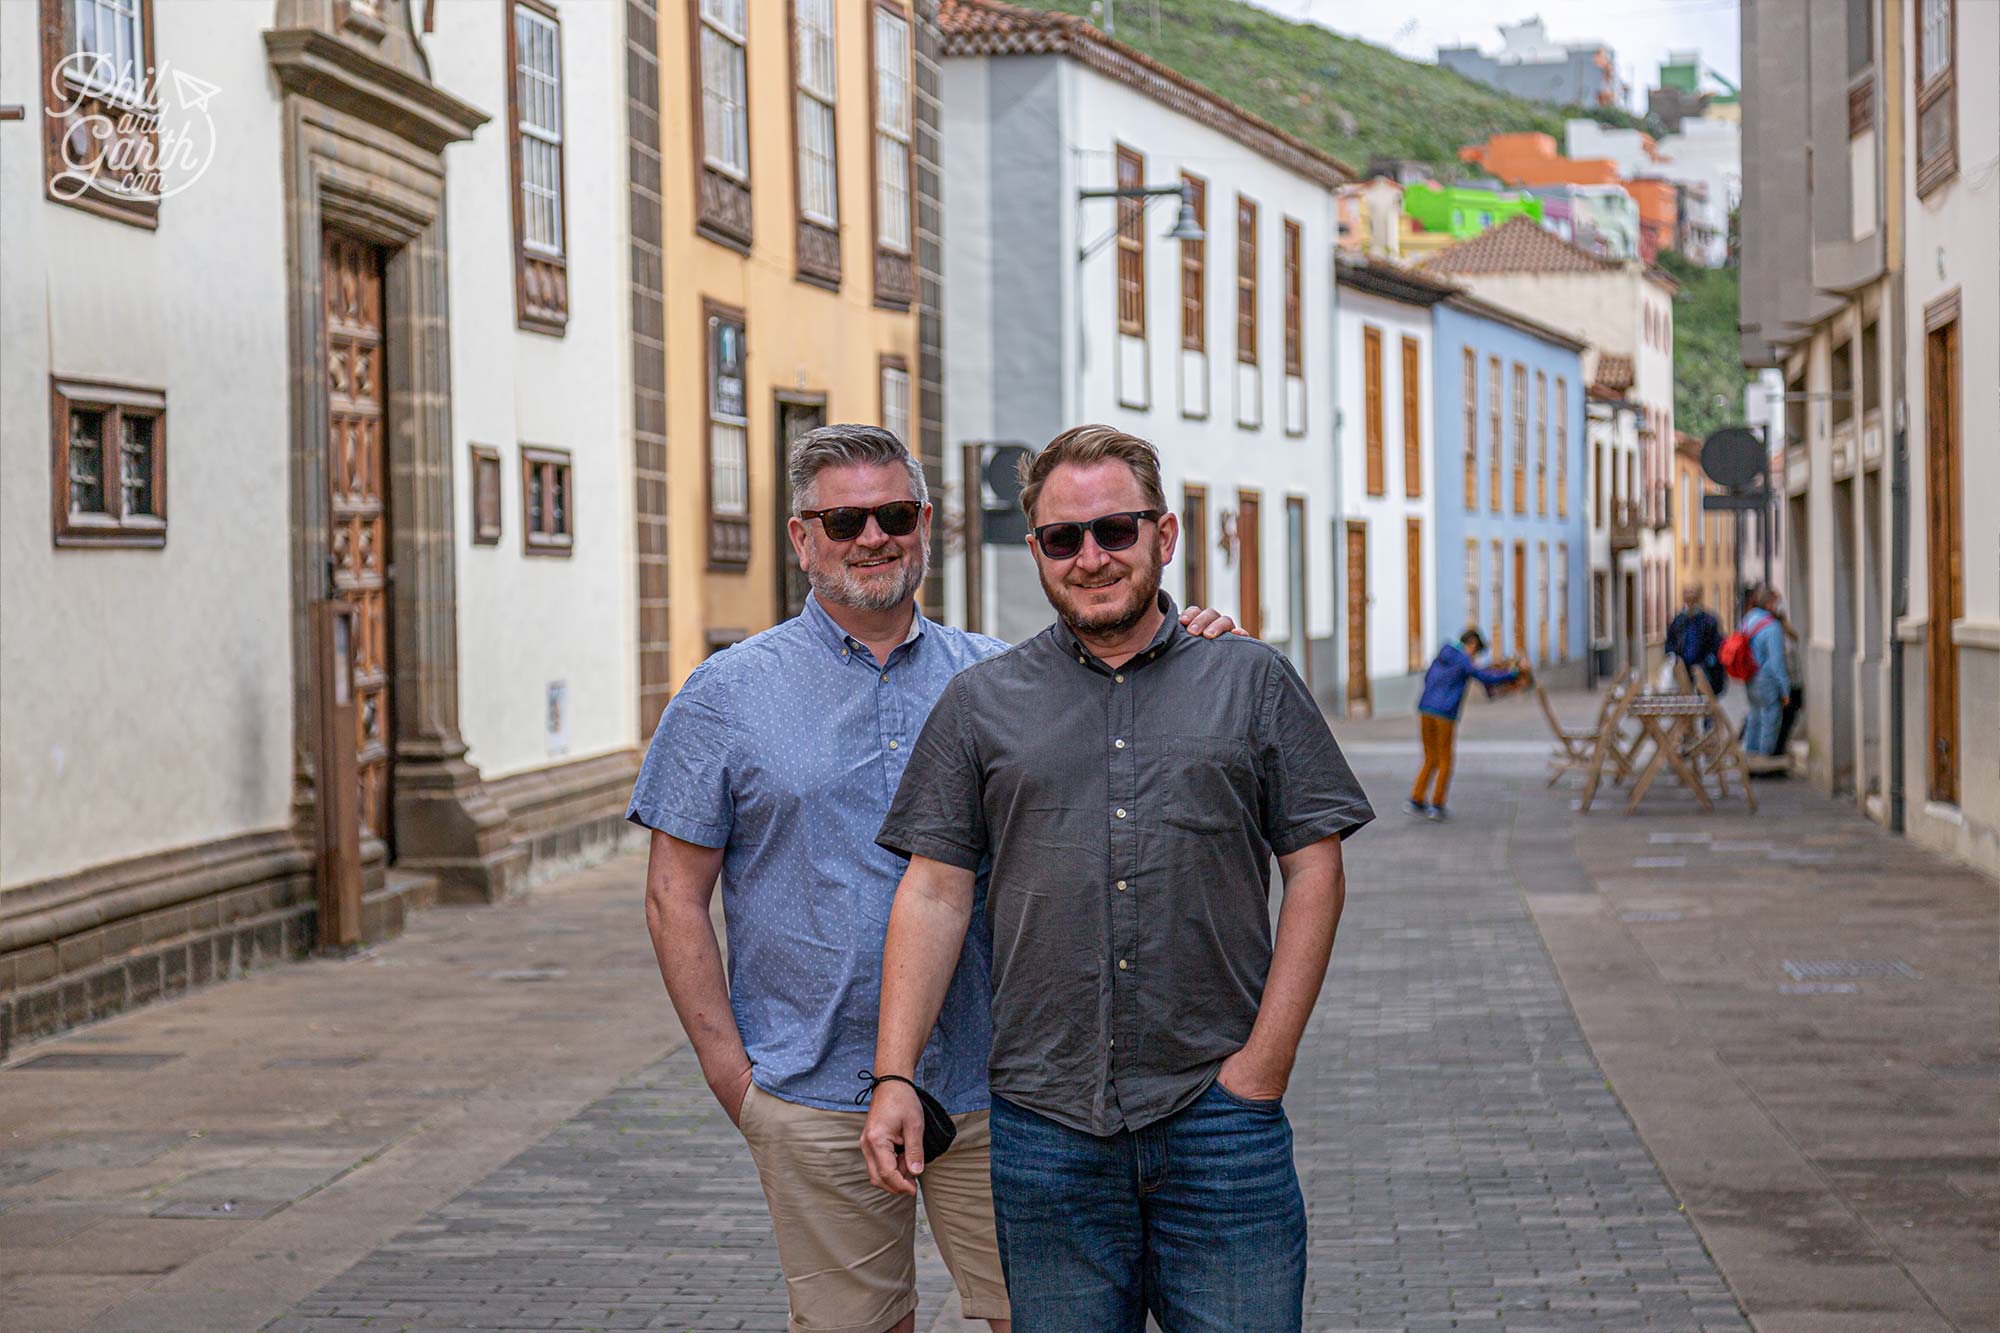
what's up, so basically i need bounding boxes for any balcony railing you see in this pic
[1609,499,1641,550]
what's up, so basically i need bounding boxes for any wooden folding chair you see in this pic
[1537,684,1601,787]
[1687,665,1757,813]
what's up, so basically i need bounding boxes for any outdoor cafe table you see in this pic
[1577,691,1716,815]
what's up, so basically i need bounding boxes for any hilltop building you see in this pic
[1438,18,1629,111]
[1567,121,1733,267]
[1530,184,1641,261]
[1464,132,1677,263]
[936,0,1352,703]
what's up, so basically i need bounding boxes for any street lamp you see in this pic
[1071,181,1204,411]
[1076,179,1206,260]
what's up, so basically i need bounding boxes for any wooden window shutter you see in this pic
[1363,327,1384,496]
[1115,144,1145,337]
[1402,336,1422,497]
[1405,517,1424,673]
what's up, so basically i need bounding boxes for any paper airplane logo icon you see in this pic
[171,68,220,113]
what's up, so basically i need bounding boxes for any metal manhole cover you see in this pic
[1779,982,1860,994]
[12,1052,182,1071]
[1782,959,1920,981]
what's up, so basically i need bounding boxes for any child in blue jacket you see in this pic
[1407,629,1520,820]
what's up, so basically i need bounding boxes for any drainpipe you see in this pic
[1888,262,1909,832]
[1329,250,1346,715]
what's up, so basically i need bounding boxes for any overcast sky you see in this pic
[1233,0,1742,112]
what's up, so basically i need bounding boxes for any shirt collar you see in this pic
[1057,591,1182,674]
[801,591,927,663]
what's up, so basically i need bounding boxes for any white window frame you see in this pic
[514,4,564,257]
[70,0,146,102]
[700,0,750,181]
[872,6,913,254]
[793,0,838,226]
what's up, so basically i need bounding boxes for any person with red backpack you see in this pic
[1732,587,1791,762]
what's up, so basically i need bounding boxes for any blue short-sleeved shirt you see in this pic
[626,593,1008,1113]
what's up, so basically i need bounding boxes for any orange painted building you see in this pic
[1459,133,1678,263]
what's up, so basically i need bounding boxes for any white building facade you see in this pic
[937,2,1350,706]
[2,0,656,1045]
[1331,261,1449,714]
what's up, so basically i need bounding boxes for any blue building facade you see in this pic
[1430,296,1590,683]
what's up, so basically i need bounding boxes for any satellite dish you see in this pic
[1701,427,1765,490]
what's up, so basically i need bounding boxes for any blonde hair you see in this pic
[1018,424,1167,523]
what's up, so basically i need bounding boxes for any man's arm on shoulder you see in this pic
[860,854,976,1195]
[643,830,752,1124]
[1217,834,1346,1100]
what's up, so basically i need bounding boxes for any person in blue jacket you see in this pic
[1741,587,1792,763]
[1405,629,1520,821]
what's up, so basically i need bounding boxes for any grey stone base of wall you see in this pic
[0,750,640,1059]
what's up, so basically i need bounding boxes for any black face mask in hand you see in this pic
[857,1070,958,1162]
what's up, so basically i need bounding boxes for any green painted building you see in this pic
[1402,180,1544,243]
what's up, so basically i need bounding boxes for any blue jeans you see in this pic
[1744,675,1784,755]
[988,1080,1307,1332]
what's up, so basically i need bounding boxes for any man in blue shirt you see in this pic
[1405,628,1519,821]
[1666,586,1725,695]
[628,425,1234,1333]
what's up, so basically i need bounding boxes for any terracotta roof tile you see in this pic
[937,0,1354,187]
[1593,352,1634,391]
[1421,215,1621,276]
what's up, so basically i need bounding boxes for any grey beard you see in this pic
[805,538,928,613]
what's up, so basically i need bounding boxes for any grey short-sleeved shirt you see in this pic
[877,596,1374,1135]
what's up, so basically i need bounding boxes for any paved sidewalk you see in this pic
[5,687,1991,1331]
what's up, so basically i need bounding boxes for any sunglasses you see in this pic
[1029,510,1162,560]
[798,500,923,542]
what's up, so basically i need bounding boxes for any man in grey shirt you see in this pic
[862,425,1373,1331]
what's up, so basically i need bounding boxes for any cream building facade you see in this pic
[2,0,663,1046]
[1740,0,1996,877]
[658,0,937,685]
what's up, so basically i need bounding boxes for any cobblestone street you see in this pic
[4,691,1993,1332]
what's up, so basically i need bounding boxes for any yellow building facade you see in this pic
[1674,433,1739,619]
[660,1,927,685]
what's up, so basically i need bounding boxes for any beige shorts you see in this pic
[738,1082,1010,1333]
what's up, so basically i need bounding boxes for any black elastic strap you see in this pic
[854,1068,919,1106]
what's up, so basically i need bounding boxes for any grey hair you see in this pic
[788,423,929,513]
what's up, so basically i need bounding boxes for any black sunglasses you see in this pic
[1030,510,1162,560]
[798,500,923,542]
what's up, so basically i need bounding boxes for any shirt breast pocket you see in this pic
[1147,734,1255,834]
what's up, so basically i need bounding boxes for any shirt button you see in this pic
[1115,738,1126,749]
[1108,1038,1115,1048]
[1115,808,1127,819]
[880,673,889,682]
[1116,880,1127,890]
[888,740,899,750]
[1118,958,1128,970]
[841,648,849,657]
[1114,673,1125,683]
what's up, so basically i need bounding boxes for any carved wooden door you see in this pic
[323,229,393,843]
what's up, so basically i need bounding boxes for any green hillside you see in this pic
[1002,0,1653,176]
[1657,250,1751,442]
